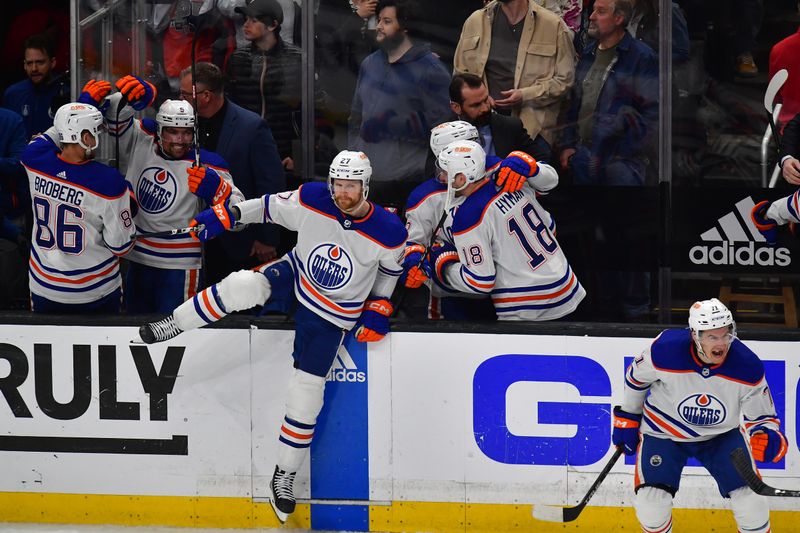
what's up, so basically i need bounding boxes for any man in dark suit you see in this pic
[180,62,286,286]
[449,72,552,163]
[780,113,800,186]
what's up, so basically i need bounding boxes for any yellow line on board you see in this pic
[1,494,798,531]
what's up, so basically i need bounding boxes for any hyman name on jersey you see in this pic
[308,243,353,290]
[34,176,84,206]
[495,190,526,214]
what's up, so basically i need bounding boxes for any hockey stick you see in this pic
[532,447,623,523]
[731,448,800,497]
[764,69,788,154]
[135,224,203,239]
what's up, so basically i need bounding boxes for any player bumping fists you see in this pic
[189,202,237,242]
[78,79,112,110]
[115,74,157,110]
[400,243,431,288]
[187,165,232,205]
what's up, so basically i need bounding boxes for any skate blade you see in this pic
[531,504,566,522]
[129,336,146,345]
[269,498,289,523]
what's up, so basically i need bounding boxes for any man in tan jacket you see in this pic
[454,0,575,145]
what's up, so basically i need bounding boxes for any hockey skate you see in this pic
[138,315,183,344]
[269,466,296,523]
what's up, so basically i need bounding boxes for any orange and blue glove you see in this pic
[187,165,232,205]
[400,243,431,288]
[428,241,459,290]
[496,151,538,193]
[749,427,788,463]
[189,202,236,242]
[612,406,641,456]
[751,200,778,245]
[115,74,157,110]
[78,79,112,111]
[355,298,393,342]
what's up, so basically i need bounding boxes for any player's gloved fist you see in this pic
[749,427,788,463]
[189,201,237,242]
[400,244,430,288]
[496,151,538,193]
[751,200,778,246]
[115,75,157,110]
[187,165,232,205]
[612,406,642,456]
[78,79,112,109]
[355,298,393,342]
[428,241,459,287]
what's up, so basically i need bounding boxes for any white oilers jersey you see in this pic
[444,180,584,320]
[113,117,243,269]
[237,182,407,329]
[622,329,781,442]
[405,178,472,299]
[21,134,136,303]
[766,188,800,225]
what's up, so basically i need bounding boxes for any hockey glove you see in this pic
[749,427,788,463]
[115,75,157,110]
[400,243,431,288]
[187,165,232,205]
[612,406,642,456]
[496,151,538,193]
[189,201,237,242]
[428,241,460,289]
[78,79,112,111]
[355,298,393,342]
[751,200,778,245]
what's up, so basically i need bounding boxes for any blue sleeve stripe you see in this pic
[494,283,581,312]
[132,246,202,259]
[492,267,571,294]
[191,295,213,324]
[378,265,403,276]
[625,376,650,391]
[463,267,495,282]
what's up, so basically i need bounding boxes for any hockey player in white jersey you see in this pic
[613,299,787,533]
[429,140,584,320]
[77,76,244,313]
[20,102,136,313]
[403,121,559,319]
[137,150,406,522]
[751,191,800,244]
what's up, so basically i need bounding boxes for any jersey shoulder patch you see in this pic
[650,329,694,370]
[298,181,338,218]
[406,178,446,210]
[716,340,765,384]
[452,180,501,235]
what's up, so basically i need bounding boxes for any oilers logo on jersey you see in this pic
[137,167,177,214]
[307,243,353,291]
[678,393,726,426]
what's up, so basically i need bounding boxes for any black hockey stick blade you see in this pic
[532,447,624,522]
[136,225,203,239]
[731,448,800,497]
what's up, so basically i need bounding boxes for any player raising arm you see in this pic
[138,150,406,522]
[613,299,787,533]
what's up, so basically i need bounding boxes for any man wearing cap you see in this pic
[226,0,302,172]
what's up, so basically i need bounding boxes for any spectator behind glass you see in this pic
[453,0,576,146]
[626,0,689,62]
[769,24,800,129]
[2,34,69,140]
[0,106,29,238]
[534,0,582,36]
[226,0,302,172]
[180,62,287,285]
[348,0,451,209]
[558,0,657,322]
[559,0,658,186]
